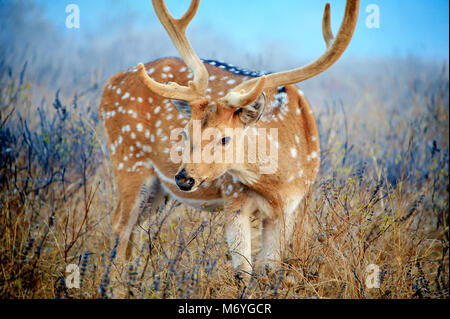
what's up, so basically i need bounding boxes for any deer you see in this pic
[99,0,359,282]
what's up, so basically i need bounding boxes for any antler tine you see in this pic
[155,0,200,31]
[137,63,195,100]
[221,76,266,108]
[322,3,334,49]
[224,0,359,107]
[152,0,207,93]
[264,0,359,87]
[138,0,208,102]
[178,0,200,28]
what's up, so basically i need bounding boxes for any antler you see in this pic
[224,0,360,106]
[138,0,208,102]
[221,76,266,108]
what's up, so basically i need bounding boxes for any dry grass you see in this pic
[0,57,448,299]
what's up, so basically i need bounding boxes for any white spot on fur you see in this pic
[143,145,152,153]
[290,148,297,158]
[225,184,233,195]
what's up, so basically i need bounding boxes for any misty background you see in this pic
[0,0,448,106]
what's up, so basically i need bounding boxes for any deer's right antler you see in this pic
[223,0,360,106]
[138,0,209,102]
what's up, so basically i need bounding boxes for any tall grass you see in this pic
[0,1,448,299]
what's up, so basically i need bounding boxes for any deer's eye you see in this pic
[221,137,231,145]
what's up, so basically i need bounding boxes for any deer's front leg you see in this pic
[261,201,298,273]
[223,188,255,280]
[112,174,160,261]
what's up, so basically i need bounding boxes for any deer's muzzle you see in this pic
[175,168,195,191]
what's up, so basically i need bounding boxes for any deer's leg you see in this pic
[127,177,165,261]
[223,197,255,281]
[112,170,158,261]
[261,206,298,273]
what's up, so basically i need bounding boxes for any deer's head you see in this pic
[138,0,359,192]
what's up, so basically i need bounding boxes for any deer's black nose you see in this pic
[175,169,195,191]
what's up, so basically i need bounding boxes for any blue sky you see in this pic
[36,0,449,60]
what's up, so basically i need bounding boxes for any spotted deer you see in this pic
[99,0,359,279]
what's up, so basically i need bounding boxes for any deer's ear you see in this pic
[171,99,191,118]
[238,92,266,126]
